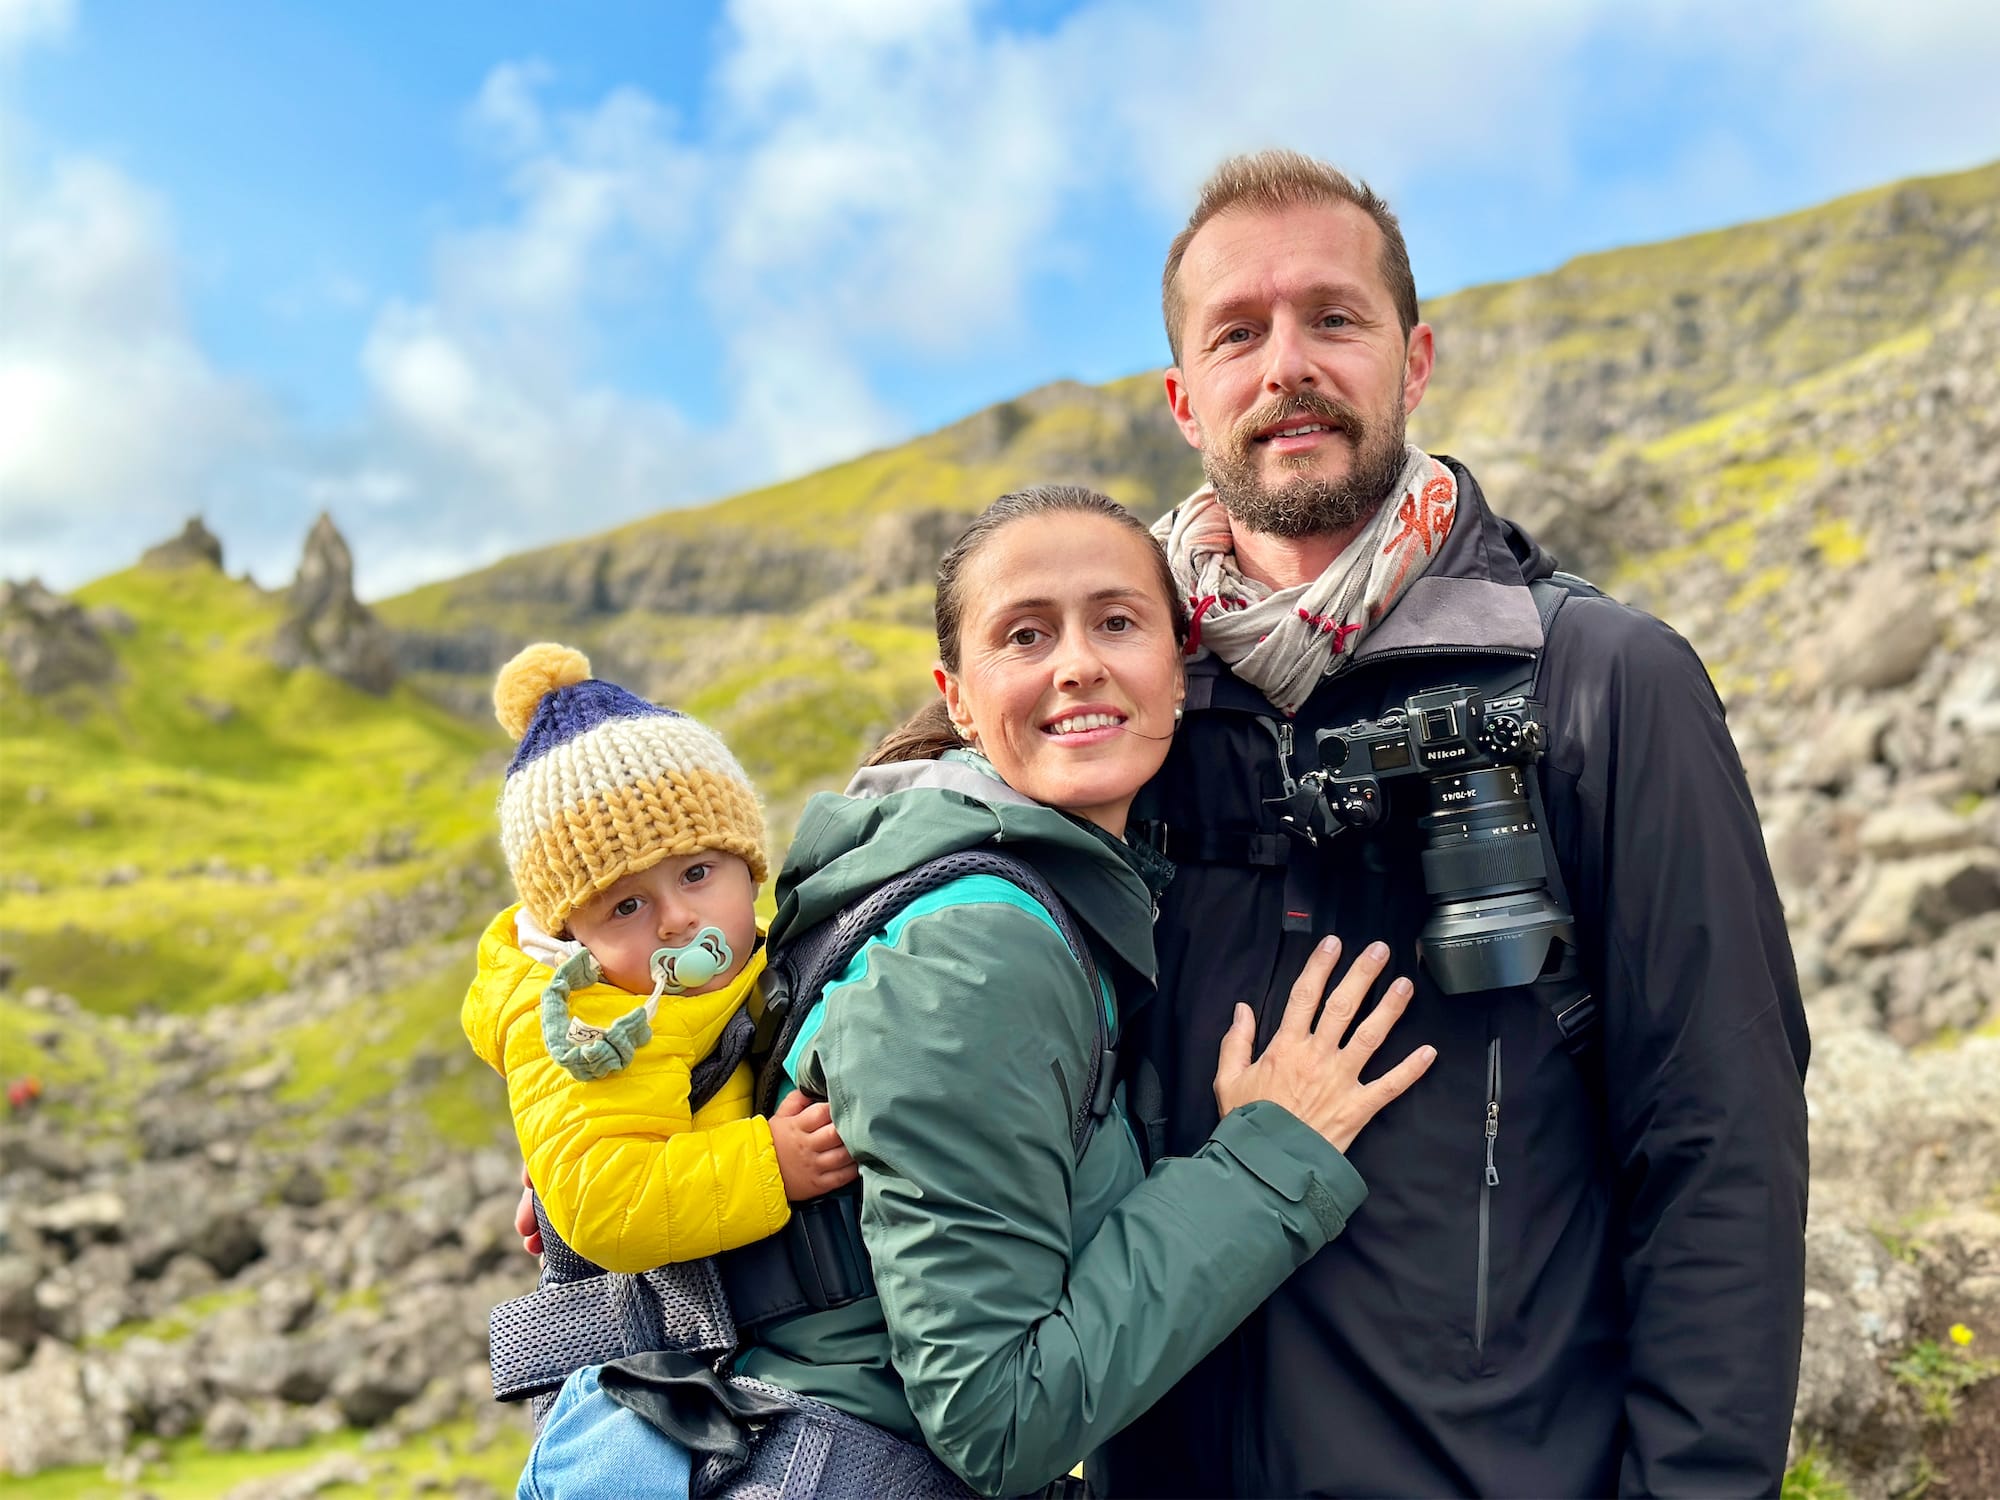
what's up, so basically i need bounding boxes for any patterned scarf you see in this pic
[1157,445,1458,714]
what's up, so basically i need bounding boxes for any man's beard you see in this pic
[1201,390,1410,540]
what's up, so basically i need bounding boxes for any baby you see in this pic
[462,643,854,1283]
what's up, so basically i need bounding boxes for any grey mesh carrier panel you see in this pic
[488,1198,740,1424]
[691,1380,974,1500]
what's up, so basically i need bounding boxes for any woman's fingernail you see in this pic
[1393,978,1413,997]
[1367,941,1390,962]
[1319,936,1340,954]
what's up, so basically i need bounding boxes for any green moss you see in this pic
[84,1288,257,1351]
[1780,1448,1853,1500]
[1892,1335,2000,1425]
[1809,518,1868,569]
[0,1417,530,1499]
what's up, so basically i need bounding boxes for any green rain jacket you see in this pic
[734,755,1367,1497]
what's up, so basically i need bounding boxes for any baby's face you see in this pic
[568,851,758,996]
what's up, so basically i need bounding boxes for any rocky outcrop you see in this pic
[0,580,119,695]
[268,514,398,696]
[140,518,225,572]
[0,967,528,1481]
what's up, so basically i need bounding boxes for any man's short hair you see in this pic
[1162,149,1420,364]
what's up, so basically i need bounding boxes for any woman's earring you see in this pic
[1173,704,1185,724]
[954,721,972,740]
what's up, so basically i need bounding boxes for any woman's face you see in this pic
[939,513,1184,836]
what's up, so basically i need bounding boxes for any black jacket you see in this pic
[1094,462,1810,1499]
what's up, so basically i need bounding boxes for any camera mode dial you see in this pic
[1477,713,1525,758]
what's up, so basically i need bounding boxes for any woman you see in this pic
[526,484,1433,1499]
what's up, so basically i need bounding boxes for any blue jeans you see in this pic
[519,1364,694,1500]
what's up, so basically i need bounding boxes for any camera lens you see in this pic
[1415,767,1574,993]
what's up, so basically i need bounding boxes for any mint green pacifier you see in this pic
[650,927,734,994]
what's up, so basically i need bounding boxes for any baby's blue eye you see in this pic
[612,896,642,918]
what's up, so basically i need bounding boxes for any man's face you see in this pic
[1165,201,1434,538]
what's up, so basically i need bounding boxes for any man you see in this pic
[1095,151,1810,1498]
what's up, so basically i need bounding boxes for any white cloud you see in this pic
[0,0,70,59]
[0,156,268,588]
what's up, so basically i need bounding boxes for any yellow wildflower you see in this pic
[1949,1323,1975,1347]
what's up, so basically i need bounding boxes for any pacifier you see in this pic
[649,927,734,995]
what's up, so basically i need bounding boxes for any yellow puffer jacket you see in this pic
[461,904,790,1274]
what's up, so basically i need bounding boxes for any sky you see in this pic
[2,0,1997,600]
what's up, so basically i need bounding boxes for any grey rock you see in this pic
[23,1189,125,1249]
[1856,800,1987,861]
[1913,1210,2000,1326]
[143,1252,220,1317]
[1836,851,2000,954]
[189,1210,265,1279]
[98,1334,207,1441]
[0,580,118,696]
[218,1451,372,1499]
[1802,576,1939,694]
[0,1337,123,1476]
[1790,1218,1925,1500]
[268,513,399,696]
[139,517,225,571]
[0,1258,41,1346]
[1785,705,1892,793]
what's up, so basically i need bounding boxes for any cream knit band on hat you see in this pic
[492,643,768,935]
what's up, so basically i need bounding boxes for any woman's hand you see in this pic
[1212,937,1435,1154]
[770,1089,860,1200]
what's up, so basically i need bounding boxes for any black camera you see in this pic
[1274,685,1575,995]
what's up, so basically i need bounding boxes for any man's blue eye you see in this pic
[1223,328,1252,343]
[1321,314,1348,328]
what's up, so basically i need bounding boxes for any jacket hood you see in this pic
[771,759,1159,983]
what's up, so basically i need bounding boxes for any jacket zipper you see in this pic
[1476,1034,1502,1354]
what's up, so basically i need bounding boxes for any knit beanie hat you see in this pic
[493,643,768,935]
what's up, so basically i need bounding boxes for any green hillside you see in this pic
[0,560,500,1017]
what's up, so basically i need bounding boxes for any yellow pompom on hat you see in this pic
[492,643,768,935]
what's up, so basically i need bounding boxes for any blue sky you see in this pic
[3,0,1996,598]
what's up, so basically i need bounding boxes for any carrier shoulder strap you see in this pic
[753,846,1111,1153]
[723,845,1114,1335]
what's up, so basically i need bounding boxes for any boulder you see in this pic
[1801,575,1939,694]
[1790,1218,1926,1500]
[0,1338,123,1476]
[1836,852,2000,954]
[1856,801,1986,862]
[0,581,118,695]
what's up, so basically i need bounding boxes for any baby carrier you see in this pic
[487,847,1115,1499]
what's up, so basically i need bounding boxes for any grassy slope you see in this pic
[0,562,503,1016]
[1410,160,2000,462]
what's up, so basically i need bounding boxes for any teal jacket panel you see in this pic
[736,766,1366,1497]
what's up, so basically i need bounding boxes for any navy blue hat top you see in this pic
[506,679,684,777]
